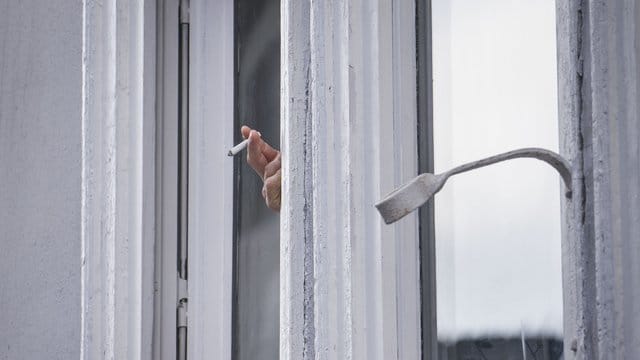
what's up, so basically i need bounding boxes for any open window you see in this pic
[153,0,281,358]
[232,0,281,358]
[153,1,565,359]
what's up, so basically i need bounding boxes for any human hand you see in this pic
[241,125,281,211]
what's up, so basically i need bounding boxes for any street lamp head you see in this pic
[375,173,445,225]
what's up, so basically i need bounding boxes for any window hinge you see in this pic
[177,299,188,328]
[180,0,190,24]
[177,277,188,328]
[177,277,188,360]
[177,299,188,360]
[178,277,188,305]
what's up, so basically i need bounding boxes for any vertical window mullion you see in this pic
[416,0,438,358]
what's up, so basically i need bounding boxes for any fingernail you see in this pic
[257,131,262,137]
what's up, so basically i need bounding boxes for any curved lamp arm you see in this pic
[444,148,572,193]
[375,147,573,224]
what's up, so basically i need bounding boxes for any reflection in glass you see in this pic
[233,0,280,359]
[432,0,563,358]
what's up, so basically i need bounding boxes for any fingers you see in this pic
[241,125,282,212]
[242,125,278,159]
[247,130,268,177]
[241,125,251,139]
[263,152,281,180]
[262,169,281,211]
[242,125,280,177]
[261,152,282,212]
[260,140,279,162]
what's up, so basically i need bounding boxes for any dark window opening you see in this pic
[232,0,281,359]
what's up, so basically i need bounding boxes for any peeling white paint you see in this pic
[281,0,421,358]
[557,0,640,358]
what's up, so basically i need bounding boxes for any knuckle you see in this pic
[265,180,275,192]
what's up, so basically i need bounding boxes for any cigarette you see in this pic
[227,139,249,156]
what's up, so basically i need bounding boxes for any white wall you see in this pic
[0,1,83,358]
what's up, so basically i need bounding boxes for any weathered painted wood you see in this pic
[556,1,592,358]
[280,0,312,358]
[557,0,640,358]
[390,1,422,357]
[586,1,640,357]
[80,1,156,359]
[281,0,421,358]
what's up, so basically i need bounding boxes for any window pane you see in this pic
[233,0,280,359]
[432,0,564,358]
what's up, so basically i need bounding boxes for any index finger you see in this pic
[247,130,268,177]
[241,125,279,161]
[241,125,253,139]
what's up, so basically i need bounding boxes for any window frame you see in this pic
[186,0,235,358]
[416,0,438,358]
[81,0,157,358]
[280,0,423,358]
[420,1,577,357]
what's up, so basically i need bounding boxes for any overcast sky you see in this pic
[432,0,563,342]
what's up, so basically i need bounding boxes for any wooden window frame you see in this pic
[280,0,423,358]
[80,0,157,358]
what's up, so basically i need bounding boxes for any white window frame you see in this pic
[82,0,422,358]
[153,1,179,359]
[281,0,423,359]
[80,0,640,358]
[152,0,236,357]
[81,0,157,358]
[187,0,235,358]
[82,0,235,358]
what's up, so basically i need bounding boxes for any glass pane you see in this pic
[431,0,564,358]
[233,0,280,359]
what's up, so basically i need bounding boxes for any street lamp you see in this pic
[375,148,573,224]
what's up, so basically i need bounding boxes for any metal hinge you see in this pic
[178,277,188,309]
[177,277,188,327]
[177,298,188,360]
[180,0,190,24]
[177,278,188,347]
